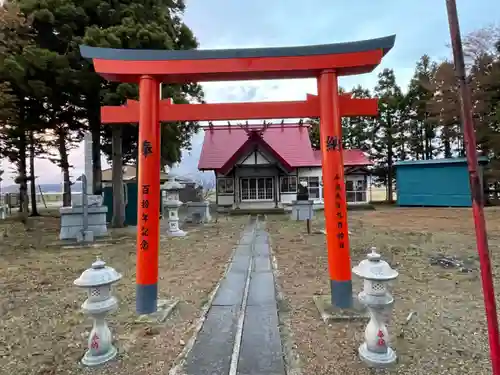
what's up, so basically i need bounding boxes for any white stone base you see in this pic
[60,206,108,241]
[81,344,117,367]
[168,228,186,237]
[358,342,397,368]
[135,298,180,324]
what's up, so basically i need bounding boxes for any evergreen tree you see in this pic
[307,87,348,149]
[13,0,87,206]
[82,1,203,227]
[308,117,320,150]
[469,43,500,186]
[406,55,438,160]
[0,1,50,216]
[427,61,463,158]
[342,85,374,152]
[18,0,203,225]
[82,1,204,168]
[372,68,404,201]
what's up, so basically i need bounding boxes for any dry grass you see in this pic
[0,215,248,375]
[267,207,500,375]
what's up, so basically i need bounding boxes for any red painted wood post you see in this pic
[318,70,352,308]
[136,75,161,314]
[445,1,500,373]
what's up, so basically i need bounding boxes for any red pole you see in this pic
[136,75,161,314]
[318,70,352,308]
[445,1,500,373]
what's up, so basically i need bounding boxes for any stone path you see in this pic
[183,216,286,375]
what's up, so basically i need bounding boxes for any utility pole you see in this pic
[445,1,500,374]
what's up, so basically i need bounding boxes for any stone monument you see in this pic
[186,189,211,224]
[59,133,108,241]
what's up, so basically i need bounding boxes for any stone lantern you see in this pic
[162,178,186,237]
[352,247,398,368]
[74,258,122,366]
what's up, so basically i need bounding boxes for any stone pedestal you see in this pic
[291,200,314,221]
[60,200,108,241]
[165,200,186,237]
[186,201,211,224]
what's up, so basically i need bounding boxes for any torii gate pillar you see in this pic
[318,70,352,308]
[136,76,161,313]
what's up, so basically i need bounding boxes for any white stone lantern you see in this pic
[74,258,122,366]
[352,247,398,368]
[162,179,186,237]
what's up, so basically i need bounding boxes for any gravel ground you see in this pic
[267,207,500,375]
[0,214,247,375]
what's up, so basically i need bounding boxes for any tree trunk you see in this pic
[387,123,394,202]
[17,129,29,225]
[86,82,103,195]
[17,130,26,213]
[57,128,72,207]
[443,136,452,158]
[419,124,425,160]
[89,109,102,195]
[111,126,125,228]
[29,130,39,216]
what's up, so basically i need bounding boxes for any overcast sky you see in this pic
[1,0,499,185]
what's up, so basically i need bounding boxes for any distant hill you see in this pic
[0,173,216,194]
[1,182,83,194]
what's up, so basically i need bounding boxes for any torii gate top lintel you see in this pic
[80,35,395,83]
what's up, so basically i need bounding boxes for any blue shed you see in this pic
[395,157,489,207]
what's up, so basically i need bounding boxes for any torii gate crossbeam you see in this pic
[100,93,378,123]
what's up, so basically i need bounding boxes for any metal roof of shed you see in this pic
[394,156,489,167]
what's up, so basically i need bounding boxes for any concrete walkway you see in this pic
[183,216,286,375]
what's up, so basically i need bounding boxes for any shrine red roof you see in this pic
[312,149,372,166]
[198,125,371,173]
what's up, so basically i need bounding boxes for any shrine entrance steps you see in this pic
[180,215,286,375]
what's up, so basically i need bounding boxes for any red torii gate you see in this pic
[81,35,395,315]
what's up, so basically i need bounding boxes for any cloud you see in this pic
[2,0,499,186]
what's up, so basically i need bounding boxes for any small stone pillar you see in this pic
[74,258,122,366]
[352,247,398,368]
[291,180,314,221]
[162,179,186,237]
[291,200,314,221]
